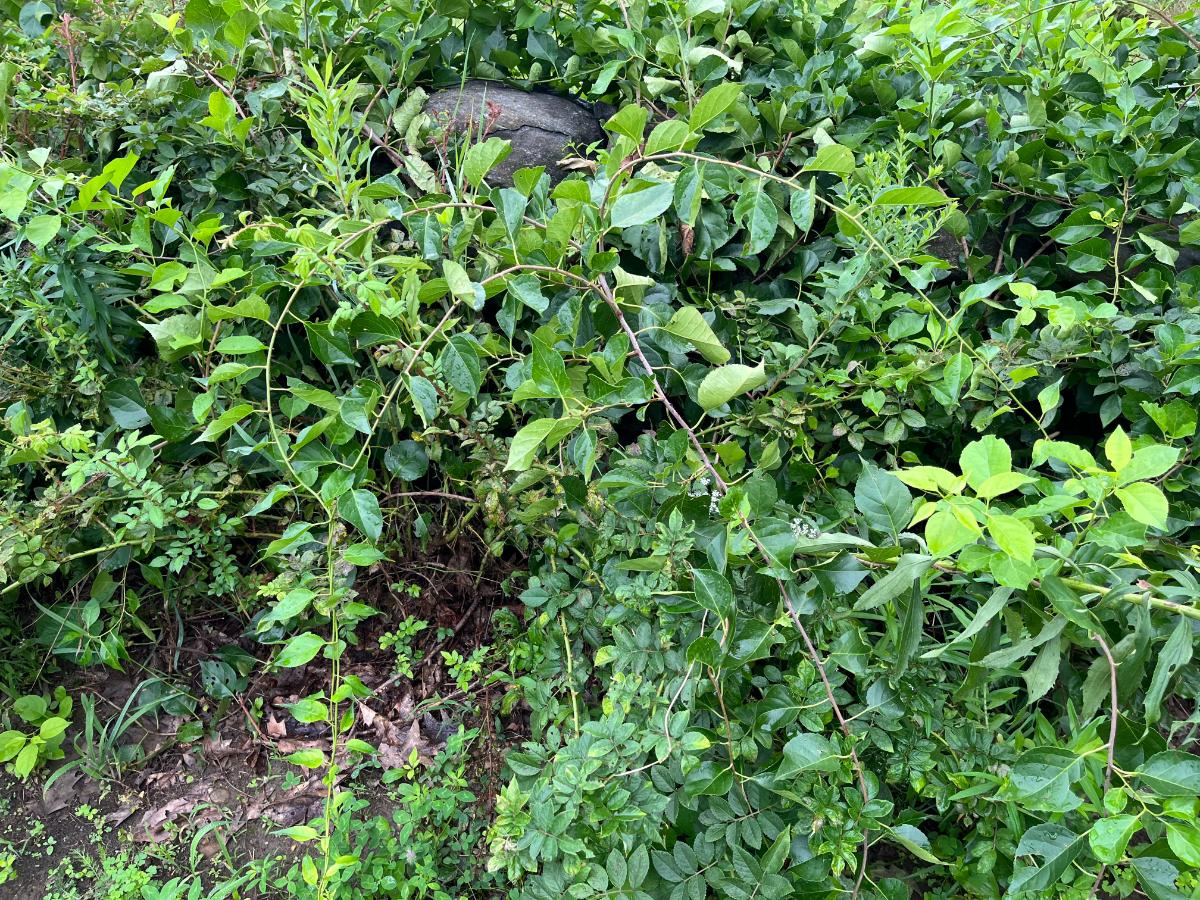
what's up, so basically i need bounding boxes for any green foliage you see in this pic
[0,685,71,779]
[2,0,1200,897]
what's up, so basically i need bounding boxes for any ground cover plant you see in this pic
[2,0,1200,896]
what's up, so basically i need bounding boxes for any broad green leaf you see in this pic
[1007,824,1084,896]
[1130,857,1188,900]
[628,845,649,890]
[13,695,46,723]
[697,363,766,410]
[275,632,325,668]
[940,352,972,403]
[888,825,943,864]
[802,143,854,176]
[692,568,734,620]
[987,513,1035,563]
[610,181,674,228]
[976,472,1034,499]
[1139,750,1200,797]
[1141,399,1197,439]
[874,186,949,206]
[893,465,962,493]
[462,137,511,188]
[646,119,692,155]
[790,179,816,234]
[214,334,265,355]
[1114,482,1168,528]
[286,748,326,769]
[960,436,1011,491]
[25,213,61,248]
[1166,824,1200,867]
[777,732,839,777]
[733,182,778,254]
[505,418,557,472]
[664,307,730,364]
[278,825,320,842]
[407,375,438,426]
[925,508,978,557]
[1105,427,1132,470]
[103,378,151,430]
[853,463,913,539]
[384,441,429,481]
[1039,575,1095,630]
[194,403,252,443]
[1116,445,1180,485]
[39,716,68,740]
[0,731,26,762]
[507,274,548,313]
[1032,439,1098,471]
[259,588,315,628]
[439,333,482,395]
[1089,814,1140,864]
[338,489,382,542]
[286,697,327,723]
[14,743,38,778]
[443,260,480,308]
[1006,747,1083,812]
[689,82,742,131]
[605,105,649,142]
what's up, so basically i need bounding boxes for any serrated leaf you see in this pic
[854,463,913,540]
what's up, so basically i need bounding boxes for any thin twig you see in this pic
[363,124,404,168]
[1093,632,1118,791]
[386,490,474,503]
[197,66,246,119]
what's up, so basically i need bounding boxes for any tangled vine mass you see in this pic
[2,0,1200,898]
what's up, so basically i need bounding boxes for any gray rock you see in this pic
[424,81,605,186]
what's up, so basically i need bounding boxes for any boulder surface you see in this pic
[424,81,605,185]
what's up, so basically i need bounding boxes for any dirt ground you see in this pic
[1,541,518,898]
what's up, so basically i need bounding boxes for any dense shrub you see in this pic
[2,0,1199,897]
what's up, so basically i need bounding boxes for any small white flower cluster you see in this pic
[687,475,711,497]
[709,492,721,515]
[791,517,820,540]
